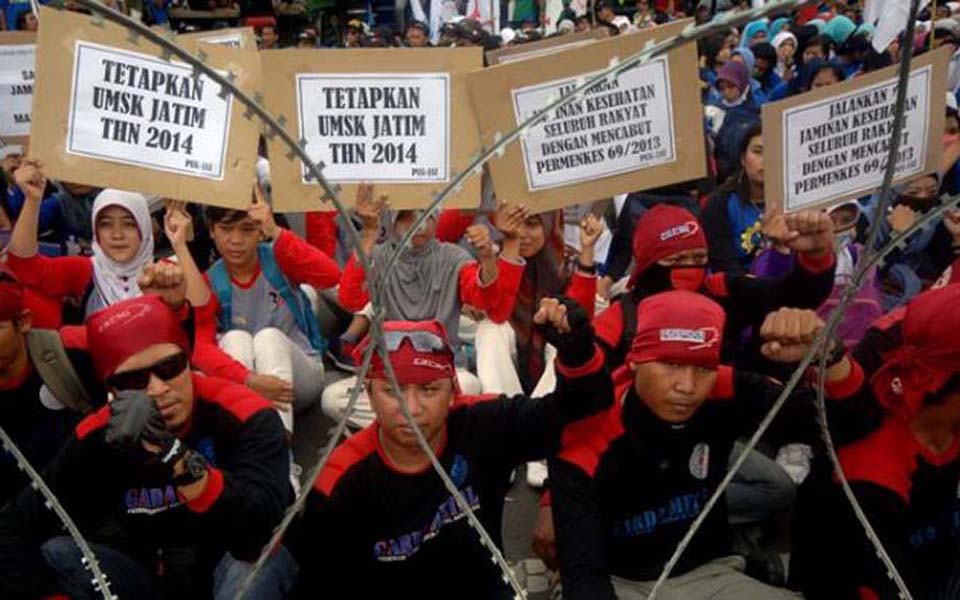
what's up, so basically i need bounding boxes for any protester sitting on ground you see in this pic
[791,284,960,600]
[287,302,613,598]
[703,124,766,275]
[0,269,98,505]
[592,203,835,371]
[475,211,603,487]
[321,185,527,430]
[865,173,960,310]
[705,60,760,179]
[0,291,295,599]
[405,19,430,46]
[551,294,855,599]
[7,159,155,322]
[750,42,782,101]
[164,187,339,439]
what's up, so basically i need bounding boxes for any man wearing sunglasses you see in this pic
[0,294,295,599]
[286,297,612,598]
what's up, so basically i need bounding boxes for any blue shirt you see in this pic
[1,0,32,29]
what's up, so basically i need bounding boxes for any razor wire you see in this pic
[1,0,942,598]
[0,422,116,599]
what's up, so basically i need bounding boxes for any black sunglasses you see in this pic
[107,352,189,392]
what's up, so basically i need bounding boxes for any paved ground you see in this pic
[291,368,556,598]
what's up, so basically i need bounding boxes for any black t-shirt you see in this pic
[287,352,613,600]
[550,368,813,600]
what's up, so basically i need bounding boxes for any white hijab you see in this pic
[91,189,154,307]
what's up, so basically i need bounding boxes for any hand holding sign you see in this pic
[249,183,280,240]
[465,224,496,261]
[12,157,45,202]
[354,183,388,234]
[493,201,529,240]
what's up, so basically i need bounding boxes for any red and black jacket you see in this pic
[286,346,612,600]
[0,374,291,598]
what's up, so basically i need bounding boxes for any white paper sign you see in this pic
[0,43,35,139]
[781,65,931,212]
[296,73,450,183]
[66,41,233,180]
[512,56,676,192]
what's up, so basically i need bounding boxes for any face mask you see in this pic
[670,267,707,291]
[896,194,936,213]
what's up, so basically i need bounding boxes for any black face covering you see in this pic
[894,194,938,214]
[632,264,707,298]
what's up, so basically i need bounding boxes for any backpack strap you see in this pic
[26,329,93,414]
[256,243,325,352]
[617,292,639,363]
[207,259,234,333]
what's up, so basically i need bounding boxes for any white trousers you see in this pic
[475,320,557,399]
[320,369,482,430]
[220,328,325,434]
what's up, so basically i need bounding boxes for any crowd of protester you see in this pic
[3,0,960,599]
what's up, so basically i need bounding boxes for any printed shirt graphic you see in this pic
[229,270,312,352]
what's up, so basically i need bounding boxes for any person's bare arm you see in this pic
[164,201,210,307]
[8,158,45,258]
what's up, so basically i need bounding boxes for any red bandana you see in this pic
[871,285,960,420]
[626,290,726,369]
[630,204,707,285]
[354,320,458,389]
[86,295,190,381]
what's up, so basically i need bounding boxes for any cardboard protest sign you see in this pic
[763,47,949,214]
[178,27,257,51]
[0,32,36,147]
[486,28,609,65]
[30,7,261,208]
[261,48,483,212]
[468,20,705,213]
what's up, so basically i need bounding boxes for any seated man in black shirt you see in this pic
[286,297,612,599]
[0,269,88,506]
[550,290,856,600]
[0,293,295,599]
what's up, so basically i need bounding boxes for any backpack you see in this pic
[207,242,325,353]
[25,329,93,414]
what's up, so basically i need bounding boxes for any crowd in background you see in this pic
[3,1,960,599]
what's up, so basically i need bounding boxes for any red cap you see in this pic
[354,320,458,388]
[86,295,190,381]
[0,268,25,322]
[626,290,725,369]
[630,205,706,284]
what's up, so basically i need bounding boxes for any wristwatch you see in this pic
[172,450,208,487]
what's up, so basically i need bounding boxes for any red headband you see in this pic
[871,284,960,420]
[354,320,458,389]
[627,290,726,369]
[631,204,706,283]
[86,295,190,381]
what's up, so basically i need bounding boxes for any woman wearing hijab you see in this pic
[766,16,789,40]
[322,191,528,430]
[771,30,797,77]
[8,159,155,321]
[475,211,601,486]
[740,19,768,47]
[698,31,732,95]
[751,42,782,101]
[706,61,761,182]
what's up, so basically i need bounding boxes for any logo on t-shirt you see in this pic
[689,442,710,480]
